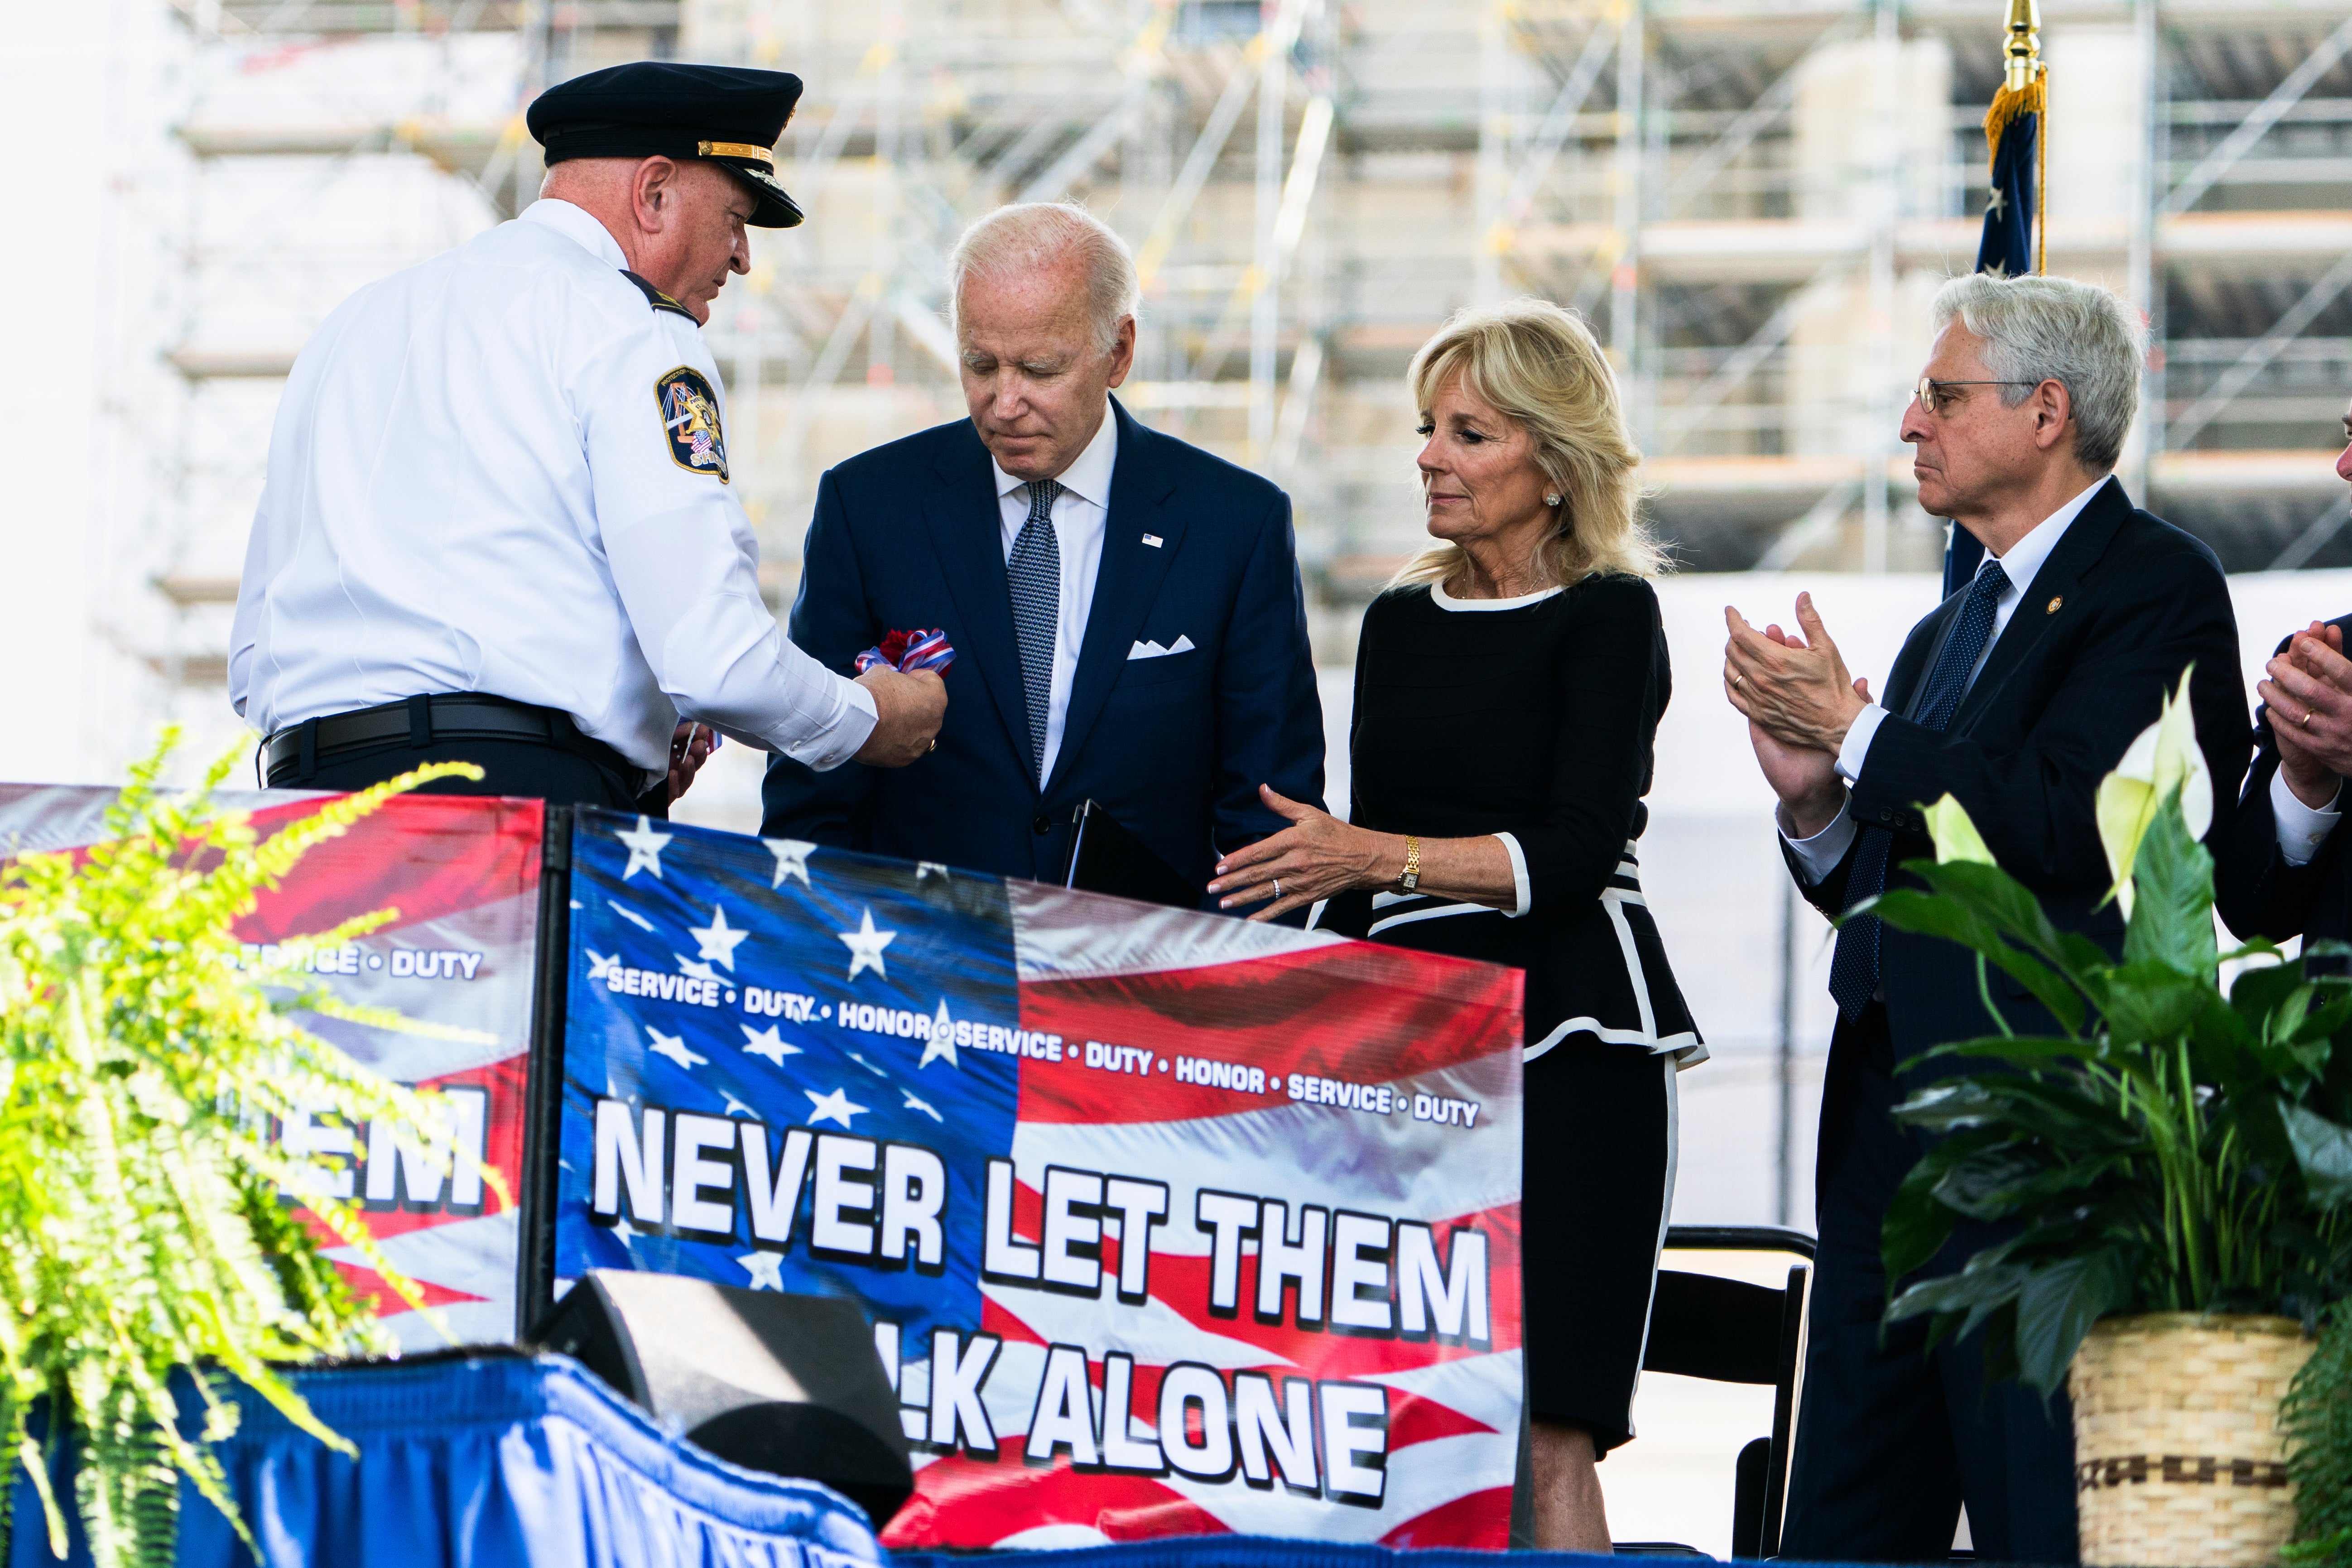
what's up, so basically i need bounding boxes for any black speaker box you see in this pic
[533,1270,913,1522]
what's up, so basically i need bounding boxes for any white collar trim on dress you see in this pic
[1429,580,1566,612]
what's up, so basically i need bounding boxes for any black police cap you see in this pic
[528,62,806,228]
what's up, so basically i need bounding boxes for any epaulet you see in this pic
[620,269,697,322]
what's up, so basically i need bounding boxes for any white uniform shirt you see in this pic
[230,197,876,779]
[990,410,1116,782]
[1781,477,2107,879]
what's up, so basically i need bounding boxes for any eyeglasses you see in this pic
[1915,377,2039,415]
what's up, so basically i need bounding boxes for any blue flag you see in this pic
[1942,75,2044,595]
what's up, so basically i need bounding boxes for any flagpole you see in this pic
[2002,0,2048,274]
[1946,0,2048,593]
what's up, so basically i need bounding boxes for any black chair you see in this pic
[1618,1224,1814,1560]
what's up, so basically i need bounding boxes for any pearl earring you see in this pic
[1545,492,1563,507]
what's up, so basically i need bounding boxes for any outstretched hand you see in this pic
[1207,785,1387,923]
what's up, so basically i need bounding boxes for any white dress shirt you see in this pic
[991,409,1116,782]
[230,197,875,780]
[1782,477,2110,879]
[2272,766,2342,866]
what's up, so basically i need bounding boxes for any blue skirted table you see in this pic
[10,1354,1773,1567]
[7,1352,886,1568]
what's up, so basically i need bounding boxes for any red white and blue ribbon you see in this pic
[856,628,956,677]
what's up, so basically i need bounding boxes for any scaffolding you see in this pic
[120,0,2352,731]
[677,0,2352,651]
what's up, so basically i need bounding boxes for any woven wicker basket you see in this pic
[2070,1313,2314,1566]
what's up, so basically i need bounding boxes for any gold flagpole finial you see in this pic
[2003,0,2042,92]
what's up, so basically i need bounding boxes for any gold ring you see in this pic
[928,738,938,751]
[1273,878,1282,898]
[2304,710,2315,728]
[1732,672,1744,687]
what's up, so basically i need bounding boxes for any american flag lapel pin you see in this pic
[1142,534,1163,548]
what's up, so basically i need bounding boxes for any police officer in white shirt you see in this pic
[231,62,944,811]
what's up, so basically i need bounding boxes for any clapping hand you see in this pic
[1726,603,1870,837]
[1723,594,1868,750]
[2259,621,2352,809]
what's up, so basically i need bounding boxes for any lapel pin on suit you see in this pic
[1142,534,1163,548]
[2047,596,2064,614]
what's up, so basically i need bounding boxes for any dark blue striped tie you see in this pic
[1008,479,1063,781]
[1826,557,2011,1021]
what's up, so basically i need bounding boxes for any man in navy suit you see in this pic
[760,202,1324,896]
[1723,273,2246,1562]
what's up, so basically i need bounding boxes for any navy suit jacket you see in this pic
[760,397,1325,899]
[1784,477,2248,1070]
[2214,613,2352,946]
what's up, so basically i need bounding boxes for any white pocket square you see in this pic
[1127,634,1196,660]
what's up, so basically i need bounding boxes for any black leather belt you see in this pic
[264,693,629,785]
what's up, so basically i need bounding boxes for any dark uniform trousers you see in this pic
[273,736,657,813]
[1779,1000,2078,1564]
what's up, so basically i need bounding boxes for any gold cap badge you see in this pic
[2046,596,2063,614]
[697,140,775,167]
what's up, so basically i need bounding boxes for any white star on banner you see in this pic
[674,955,721,983]
[616,816,673,881]
[740,1024,799,1065]
[838,908,896,981]
[722,1091,756,1118]
[611,1216,640,1247]
[647,1029,708,1071]
[586,950,619,982]
[902,1089,943,1123]
[848,1051,890,1079]
[688,904,750,971]
[1987,188,2006,217]
[738,1251,785,1291]
[918,998,959,1069]
[765,838,814,889]
[805,1087,867,1128]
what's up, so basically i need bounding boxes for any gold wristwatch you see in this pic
[1399,835,1422,893]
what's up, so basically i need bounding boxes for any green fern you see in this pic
[0,733,498,1566]
[2285,1301,2352,1568]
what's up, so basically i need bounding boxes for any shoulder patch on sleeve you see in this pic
[655,366,730,483]
[621,269,698,321]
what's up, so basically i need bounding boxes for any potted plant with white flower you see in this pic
[1854,671,2352,1568]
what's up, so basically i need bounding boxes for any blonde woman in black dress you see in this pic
[1207,297,1701,1553]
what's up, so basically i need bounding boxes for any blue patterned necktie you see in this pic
[1827,556,2012,1021]
[1008,479,1063,781]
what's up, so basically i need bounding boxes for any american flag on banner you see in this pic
[553,807,1525,1549]
[0,785,541,1348]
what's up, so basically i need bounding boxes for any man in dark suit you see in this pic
[761,202,1324,896]
[1724,273,2247,1563]
[2215,413,2352,946]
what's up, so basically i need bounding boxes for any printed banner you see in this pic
[0,785,542,1348]
[553,808,1525,1549]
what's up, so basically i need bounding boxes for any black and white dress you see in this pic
[1313,571,1702,1453]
